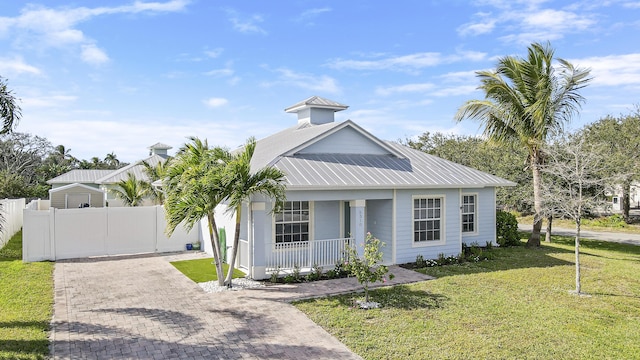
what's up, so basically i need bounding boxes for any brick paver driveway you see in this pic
[51,253,365,359]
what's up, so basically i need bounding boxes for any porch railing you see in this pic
[265,237,353,273]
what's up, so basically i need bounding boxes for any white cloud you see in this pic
[0,1,189,65]
[328,52,444,71]
[262,68,341,94]
[575,53,640,87]
[204,68,234,77]
[205,48,224,58]
[328,50,486,73]
[81,44,109,65]
[203,97,229,108]
[432,85,479,97]
[0,56,41,75]
[294,7,331,23]
[227,10,267,34]
[376,83,435,96]
[461,2,597,44]
[22,94,77,108]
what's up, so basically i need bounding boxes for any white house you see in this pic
[213,96,515,280]
[46,143,171,208]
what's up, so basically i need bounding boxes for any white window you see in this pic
[275,201,310,243]
[414,197,442,242]
[462,195,476,233]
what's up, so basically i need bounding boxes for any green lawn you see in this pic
[170,257,246,283]
[0,230,54,360]
[295,235,640,360]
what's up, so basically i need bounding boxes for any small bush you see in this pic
[269,266,281,283]
[496,210,520,247]
[306,264,323,281]
[583,214,627,228]
[416,254,427,268]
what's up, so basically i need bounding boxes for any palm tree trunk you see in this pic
[528,152,543,247]
[207,213,225,286]
[224,205,242,288]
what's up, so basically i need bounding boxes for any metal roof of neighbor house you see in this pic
[148,142,172,150]
[49,182,106,194]
[284,96,349,113]
[96,154,168,184]
[47,169,115,184]
[250,119,515,190]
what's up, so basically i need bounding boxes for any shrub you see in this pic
[345,232,394,303]
[496,210,520,247]
[583,214,627,228]
[306,264,323,281]
[416,254,427,268]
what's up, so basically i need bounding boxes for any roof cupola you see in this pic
[285,96,348,125]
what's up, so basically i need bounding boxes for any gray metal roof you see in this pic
[47,170,115,184]
[249,119,515,190]
[148,142,172,150]
[275,142,515,189]
[284,96,349,113]
[96,154,168,184]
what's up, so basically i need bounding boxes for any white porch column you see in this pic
[250,202,267,280]
[350,200,366,257]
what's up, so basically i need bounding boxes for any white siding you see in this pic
[297,127,391,155]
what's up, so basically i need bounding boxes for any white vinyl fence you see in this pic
[23,205,201,262]
[0,198,26,248]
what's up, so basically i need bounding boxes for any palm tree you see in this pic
[104,152,120,169]
[223,137,286,287]
[141,159,169,205]
[163,137,230,286]
[0,76,21,135]
[454,42,591,246]
[110,173,148,206]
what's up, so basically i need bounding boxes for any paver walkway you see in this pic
[51,252,432,359]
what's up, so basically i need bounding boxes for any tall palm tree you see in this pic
[163,137,230,286]
[223,137,286,287]
[104,152,120,169]
[0,76,21,135]
[454,42,591,246]
[110,173,148,206]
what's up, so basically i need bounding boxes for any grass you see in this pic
[518,214,640,234]
[170,257,246,283]
[295,235,640,360]
[0,230,54,360]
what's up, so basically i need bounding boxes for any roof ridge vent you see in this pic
[285,96,348,125]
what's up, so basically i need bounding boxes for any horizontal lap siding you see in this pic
[298,126,390,155]
[366,199,393,264]
[314,201,341,240]
[461,188,497,246]
[395,189,462,264]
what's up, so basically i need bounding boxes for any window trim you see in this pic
[412,195,446,247]
[272,200,314,248]
[461,193,478,235]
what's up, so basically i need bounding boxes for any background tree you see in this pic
[223,138,286,288]
[164,137,229,286]
[541,136,611,295]
[405,132,531,212]
[109,173,148,206]
[579,111,640,222]
[0,76,21,134]
[454,42,591,246]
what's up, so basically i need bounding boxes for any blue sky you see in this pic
[1,0,639,162]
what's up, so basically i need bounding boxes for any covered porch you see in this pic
[237,194,394,280]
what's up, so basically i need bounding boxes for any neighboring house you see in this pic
[46,143,171,208]
[607,183,640,212]
[212,96,515,280]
